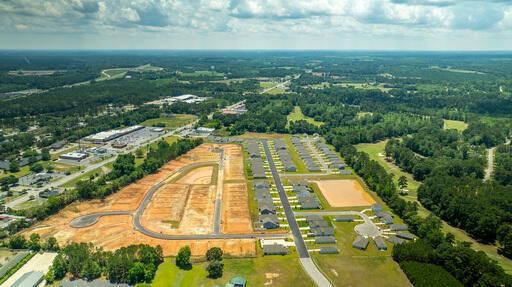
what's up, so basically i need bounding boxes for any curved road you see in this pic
[71,155,288,240]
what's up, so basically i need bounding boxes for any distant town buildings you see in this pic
[145,94,210,106]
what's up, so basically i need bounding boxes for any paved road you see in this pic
[213,149,224,235]
[262,140,332,287]
[303,138,331,173]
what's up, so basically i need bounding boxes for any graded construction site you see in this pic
[23,144,282,256]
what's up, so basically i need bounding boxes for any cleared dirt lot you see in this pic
[222,183,252,234]
[223,144,245,181]
[313,179,376,207]
[22,144,256,256]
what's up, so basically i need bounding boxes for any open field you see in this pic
[443,119,468,132]
[287,106,323,127]
[355,140,512,273]
[313,221,411,287]
[141,114,197,130]
[21,144,257,256]
[313,179,375,207]
[152,255,314,287]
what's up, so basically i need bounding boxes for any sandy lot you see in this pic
[313,179,376,207]
[223,144,245,181]
[222,183,252,234]
[21,144,256,256]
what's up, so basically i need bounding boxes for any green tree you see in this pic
[206,260,224,279]
[497,224,512,258]
[206,247,223,261]
[176,245,191,269]
[30,162,44,173]
[398,175,408,190]
[127,262,146,284]
[8,235,27,249]
[28,233,41,251]
[41,148,51,161]
[136,148,144,158]
[63,242,91,278]
[45,236,60,251]
[80,259,101,280]
[75,180,98,199]
[9,161,20,173]
[45,268,56,284]
[52,254,68,280]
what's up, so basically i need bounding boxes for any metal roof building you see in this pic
[319,246,339,254]
[352,236,369,250]
[374,237,388,251]
[12,271,44,287]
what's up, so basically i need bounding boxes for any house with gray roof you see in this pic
[334,216,354,222]
[254,180,270,189]
[309,220,328,228]
[374,237,388,251]
[258,201,276,215]
[388,224,408,231]
[305,215,323,222]
[352,236,369,250]
[260,214,280,229]
[315,236,336,244]
[387,235,405,245]
[319,246,339,254]
[263,244,289,255]
[396,232,416,240]
[311,227,334,237]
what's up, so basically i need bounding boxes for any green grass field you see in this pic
[259,81,285,94]
[443,119,468,132]
[333,82,391,92]
[312,221,411,287]
[355,140,512,273]
[141,115,197,130]
[151,255,314,287]
[287,106,323,127]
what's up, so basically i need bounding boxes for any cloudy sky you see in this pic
[1,0,512,50]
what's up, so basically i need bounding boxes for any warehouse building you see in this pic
[12,271,44,287]
[85,125,144,143]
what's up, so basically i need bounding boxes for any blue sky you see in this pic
[1,0,512,50]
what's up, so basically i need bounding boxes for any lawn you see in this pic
[259,81,285,94]
[312,221,411,287]
[141,115,197,130]
[443,120,468,132]
[151,255,314,287]
[287,106,323,127]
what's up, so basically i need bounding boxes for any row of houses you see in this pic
[255,180,279,229]
[291,137,321,172]
[291,181,320,209]
[305,215,339,254]
[273,139,297,172]
[312,139,351,175]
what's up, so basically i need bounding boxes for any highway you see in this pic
[261,140,332,287]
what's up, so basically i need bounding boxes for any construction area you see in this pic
[21,144,272,257]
